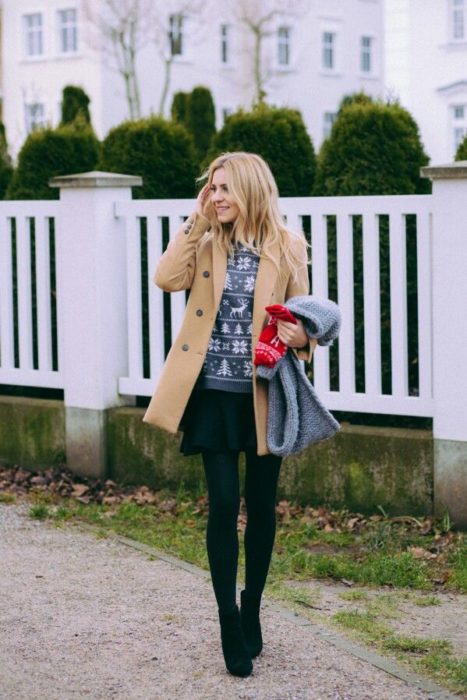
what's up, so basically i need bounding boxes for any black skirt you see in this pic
[180,389,257,455]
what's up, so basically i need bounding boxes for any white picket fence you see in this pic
[0,201,62,389]
[114,194,433,418]
[0,194,434,418]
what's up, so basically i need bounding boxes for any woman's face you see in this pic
[210,167,240,224]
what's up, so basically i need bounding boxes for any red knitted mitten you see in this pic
[254,305,297,367]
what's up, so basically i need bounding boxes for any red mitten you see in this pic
[254,305,297,367]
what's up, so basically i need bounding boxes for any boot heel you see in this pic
[240,590,263,658]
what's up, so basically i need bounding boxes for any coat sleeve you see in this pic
[154,213,211,292]
[285,237,317,363]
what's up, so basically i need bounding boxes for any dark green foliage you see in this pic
[455,134,467,161]
[98,117,197,198]
[60,85,91,126]
[314,100,430,196]
[337,91,374,116]
[185,86,216,164]
[6,125,100,200]
[0,123,13,199]
[206,105,316,196]
[171,91,189,126]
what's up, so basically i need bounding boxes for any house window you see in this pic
[25,103,45,132]
[453,103,467,151]
[58,8,78,53]
[451,0,466,40]
[23,13,43,57]
[220,24,230,64]
[360,36,373,73]
[322,32,335,70]
[169,14,184,57]
[323,111,337,139]
[278,26,291,67]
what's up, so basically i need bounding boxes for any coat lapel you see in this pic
[252,241,280,341]
[212,238,227,311]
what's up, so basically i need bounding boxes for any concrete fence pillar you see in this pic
[422,161,467,527]
[50,171,142,478]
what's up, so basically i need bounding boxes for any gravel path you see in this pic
[0,503,454,700]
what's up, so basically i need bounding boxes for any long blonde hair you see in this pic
[199,152,308,281]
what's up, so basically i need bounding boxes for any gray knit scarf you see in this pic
[256,295,341,457]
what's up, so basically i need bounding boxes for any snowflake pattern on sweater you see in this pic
[199,247,259,392]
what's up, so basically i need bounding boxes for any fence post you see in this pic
[422,161,467,528]
[50,171,142,478]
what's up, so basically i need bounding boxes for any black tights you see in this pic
[202,449,282,614]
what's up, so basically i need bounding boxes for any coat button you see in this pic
[203,270,210,278]
[196,309,203,317]
[184,228,190,235]
[182,344,189,351]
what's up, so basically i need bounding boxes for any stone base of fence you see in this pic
[0,396,441,520]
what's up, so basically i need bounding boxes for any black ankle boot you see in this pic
[240,590,263,658]
[218,605,253,677]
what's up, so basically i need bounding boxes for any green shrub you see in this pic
[98,116,197,198]
[0,123,13,199]
[206,104,316,196]
[185,86,216,163]
[314,100,430,196]
[455,133,467,161]
[171,91,189,126]
[6,124,100,200]
[60,85,91,126]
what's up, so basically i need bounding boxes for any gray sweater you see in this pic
[256,295,341,457]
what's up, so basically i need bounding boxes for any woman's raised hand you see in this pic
[195,184,211,216]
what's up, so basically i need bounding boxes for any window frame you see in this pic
[450,0,466,41]
[57,7,78,55]
[169,13,185,58]
[323,110,337,139]
[277,25,292,68]
[25,102,46,133]
[452,102,467,152]
[220,23,231,65]
[360,35,373,74]
[322,31,336,71]
[22,12,44,59]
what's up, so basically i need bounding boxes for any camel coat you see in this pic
[142,212,310,455]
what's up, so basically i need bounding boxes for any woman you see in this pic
[143,152,314,677]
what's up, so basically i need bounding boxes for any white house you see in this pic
[385,0,467,163]
[0,0,384,158]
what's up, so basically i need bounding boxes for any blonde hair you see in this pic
[199,152,308,281]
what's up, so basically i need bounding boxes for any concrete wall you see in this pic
[0,396,433,516]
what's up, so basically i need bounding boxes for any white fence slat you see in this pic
[336,213,355,394]
[147,216,165,378]
[311,213,330,393]
[0,216,14,369]
[16,216,34,370]
[416,212,433,401]
[363,213,382,395]
[389,213,409,397]
[35,216,53,371]
[125,215,144,380]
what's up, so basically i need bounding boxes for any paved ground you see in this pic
[0,503,458,700]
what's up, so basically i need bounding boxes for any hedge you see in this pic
[205,104,316,196]
[98,117,197,198]
[6,124,100,200]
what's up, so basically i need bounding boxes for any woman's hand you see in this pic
[194,184,211,217]
[276,319,309,348]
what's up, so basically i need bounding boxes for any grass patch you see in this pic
[339,590,369,602]
[419,653,467,691]
[0,492,16,504]
[411,594,441,607]
[28,503,50,519]
[383,635,451,654]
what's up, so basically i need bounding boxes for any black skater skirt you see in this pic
[180,389,257,455]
